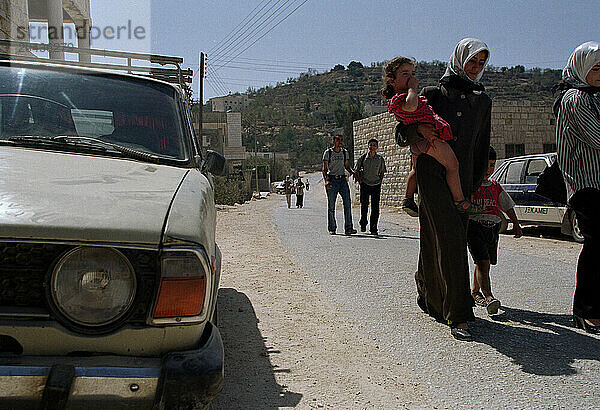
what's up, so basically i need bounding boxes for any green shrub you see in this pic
[214,177,253,205]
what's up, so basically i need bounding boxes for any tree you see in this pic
[347,61,364,77]
[334,95,363,163]
[332,64,345,72]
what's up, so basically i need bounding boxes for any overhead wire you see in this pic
[213,0,310,70]
[210,0,296,63]
[207,0,274,57]
[204,0,311,98]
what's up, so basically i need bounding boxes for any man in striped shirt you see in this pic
[556,41,600,334]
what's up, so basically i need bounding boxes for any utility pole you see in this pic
[255,138,259,193]
[198,52,205,146]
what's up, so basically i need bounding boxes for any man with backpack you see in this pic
[355,138,387,235]
[322,135,358,235]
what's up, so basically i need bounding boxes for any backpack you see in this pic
[326,147,348,163]
[534,159,567,204]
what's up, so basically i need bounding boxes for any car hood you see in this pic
[0,147,188,246]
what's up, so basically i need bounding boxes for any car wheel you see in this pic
[571,211,584,243]
[498,213,508,234]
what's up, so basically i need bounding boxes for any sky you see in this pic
[64,0,600,102]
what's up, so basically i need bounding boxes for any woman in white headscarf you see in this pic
[397,38,491,341]
[556,41,600,334]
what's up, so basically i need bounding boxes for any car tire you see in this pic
[571,211,584,243]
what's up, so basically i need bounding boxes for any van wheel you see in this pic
[571,211,584,243]
[498,213,508,234]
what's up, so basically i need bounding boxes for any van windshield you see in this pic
[0,65,189,161]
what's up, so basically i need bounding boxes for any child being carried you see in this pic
[382,56,483,216]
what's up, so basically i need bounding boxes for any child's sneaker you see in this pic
[402,197,419,217]
[455,199,485,214]
[485,298,501,315]
[472,291,486,307]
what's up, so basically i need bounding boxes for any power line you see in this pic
[212,64,312,74]
[208,58,328,71]
[210,0,297,63]
[206,65,230,96]
[214,0,310,70]
[208,0,273,56]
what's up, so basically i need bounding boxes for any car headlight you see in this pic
[48,246,137,330]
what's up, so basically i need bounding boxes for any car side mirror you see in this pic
[201,150,226,176]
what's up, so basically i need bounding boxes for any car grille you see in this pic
[0,242,159,325]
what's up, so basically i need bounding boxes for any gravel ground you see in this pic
[212,196,432,409]
[211,173,597,409]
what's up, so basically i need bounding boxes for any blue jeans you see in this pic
[326,177,353,232]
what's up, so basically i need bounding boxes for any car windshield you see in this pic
[0,65,189,161]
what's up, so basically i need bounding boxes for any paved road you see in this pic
[273,174,599,408]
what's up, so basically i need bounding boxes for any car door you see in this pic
[500,160,527,220]
[523,157,567,225]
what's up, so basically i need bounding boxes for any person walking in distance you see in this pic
[295,178,305,208]
[322,135,358,235]
[355,138,386,235]
[468,146,522,315]
[556,41,600,333]
[284,175,293,209]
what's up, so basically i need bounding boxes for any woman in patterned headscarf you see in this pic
[556,41,600,334]
[397,38,491,341]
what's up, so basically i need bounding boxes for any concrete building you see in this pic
[246,151,290,160]
[1,0,91,61]
[209,94,250,112]
[196,111,246,173]
[353,99,557,207]
[363,100,388,117]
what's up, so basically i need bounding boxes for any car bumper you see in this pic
[0,322,223,409]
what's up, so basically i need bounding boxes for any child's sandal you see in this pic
[454,199,484,214]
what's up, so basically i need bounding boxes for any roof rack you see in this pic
[0,39,194,102]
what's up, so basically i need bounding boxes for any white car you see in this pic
[491,153,583,243]
[0,45,225,409]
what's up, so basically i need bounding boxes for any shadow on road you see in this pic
[472,306,599,376]
[211,288,302,409]
[502,226,579,243]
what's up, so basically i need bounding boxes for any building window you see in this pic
[505,143,525,158]
[543,143,556,153]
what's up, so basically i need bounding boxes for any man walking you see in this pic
[322,135,357,235]
[284,175,293,208]
[295,178,305,208]
[355,138,386,235]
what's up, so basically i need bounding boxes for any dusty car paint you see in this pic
[0,321,205,356]
[163,169,216,259]
[0,147,188,246]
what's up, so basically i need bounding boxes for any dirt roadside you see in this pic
[211,195,431,409]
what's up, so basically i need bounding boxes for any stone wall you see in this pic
[491,100,555,158]
[353,100,555,207]
[0,0,30,52]
[353,112,412,208]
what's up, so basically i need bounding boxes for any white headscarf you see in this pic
[442,38,490,83]
[562,41,600,88]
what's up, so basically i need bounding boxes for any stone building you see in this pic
[1,0,91,61]
[209,94,250,112]
[196,111,246,173]
[353,100,556,207]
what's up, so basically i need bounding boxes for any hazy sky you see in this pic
[82,0,598,102]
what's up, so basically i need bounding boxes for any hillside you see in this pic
[219,61,562,168]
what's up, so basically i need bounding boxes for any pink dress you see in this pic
[388,93,453,155]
